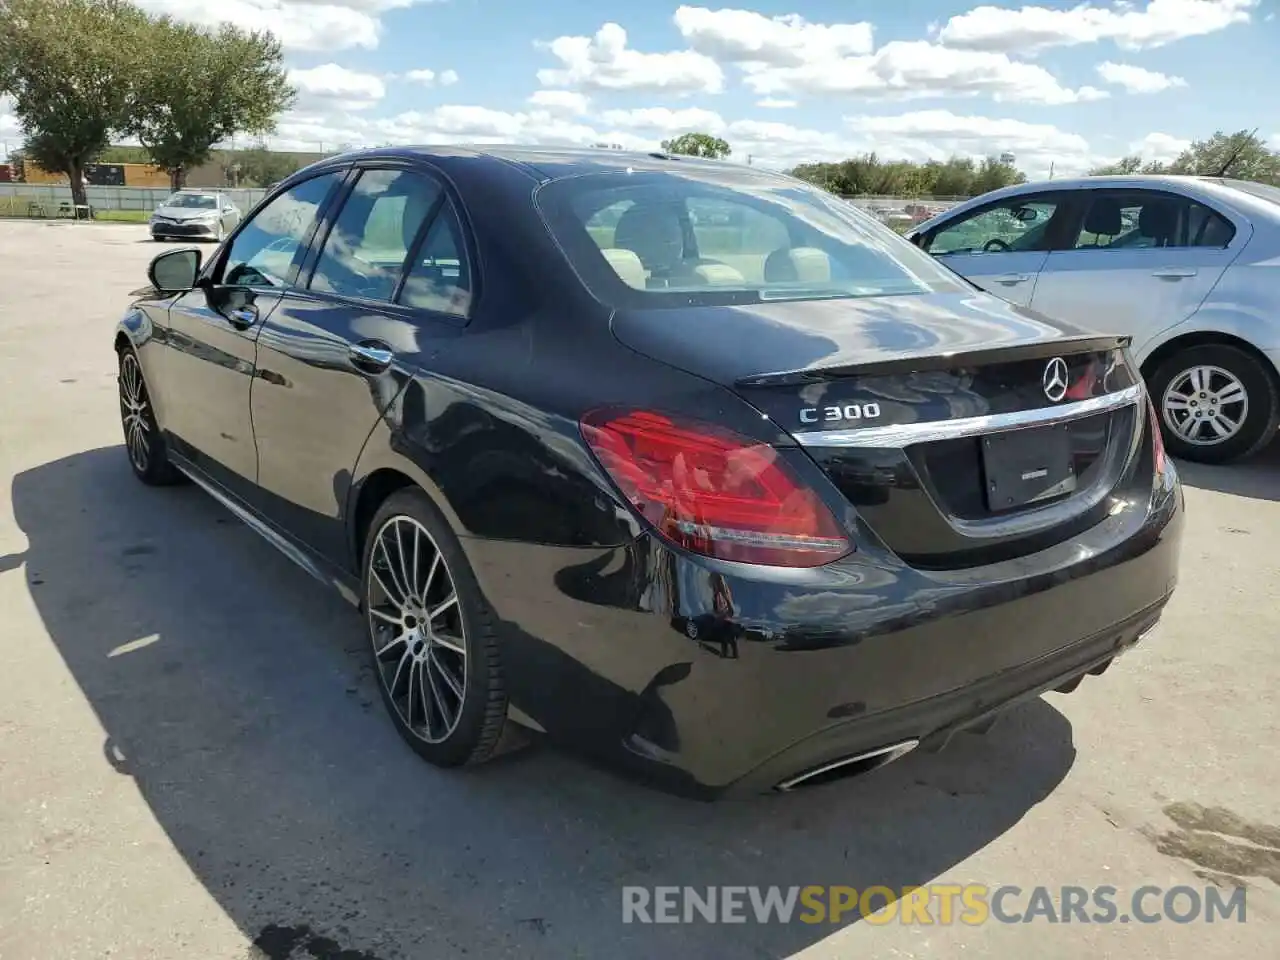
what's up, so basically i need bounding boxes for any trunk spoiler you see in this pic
[734,334,1133,388]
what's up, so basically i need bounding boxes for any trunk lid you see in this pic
[611,292,1147,569]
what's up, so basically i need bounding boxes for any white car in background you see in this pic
[907,176,1280,464]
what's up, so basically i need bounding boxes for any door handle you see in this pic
[349,341,394,372]
[992,273,1032,285]
[227,307,257,329]
[1152,267,1197,279]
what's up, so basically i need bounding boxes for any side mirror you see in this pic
[149,248,202,294]
[1013,206,1039,222]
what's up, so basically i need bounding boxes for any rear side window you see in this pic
[1071,191,1235,250]
[398,199,472,318]
[309,169,443,302]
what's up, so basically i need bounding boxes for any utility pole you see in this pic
[1049,161,1055,179]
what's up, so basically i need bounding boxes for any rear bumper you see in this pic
[467,465,1183,800]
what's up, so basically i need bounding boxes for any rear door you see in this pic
[250,162,475,564]
[920,192,1072,306]
[1028,188,1245,349]
[157,171,345,493]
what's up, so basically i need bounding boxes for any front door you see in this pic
[921,193,1070,307]
[251,163,474,564]
[159,171,346,491]
[1028,189,1245,348]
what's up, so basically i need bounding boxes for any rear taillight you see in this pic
[1146,394,1167,475]
[580,409,851,567]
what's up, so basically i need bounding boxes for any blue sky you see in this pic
[3,1,1277,176]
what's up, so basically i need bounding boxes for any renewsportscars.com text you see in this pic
[621,884,1247,925]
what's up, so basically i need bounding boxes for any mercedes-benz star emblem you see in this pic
[1042,357,1069,402]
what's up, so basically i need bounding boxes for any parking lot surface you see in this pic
[0,219,1276,959]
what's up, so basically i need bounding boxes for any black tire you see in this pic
[1148,344,1279,464]
[117,347,183,485]
[361,488,508,768]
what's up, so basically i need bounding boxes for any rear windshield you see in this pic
[534,168,968,309]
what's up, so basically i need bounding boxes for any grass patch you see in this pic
[0,196,150,223]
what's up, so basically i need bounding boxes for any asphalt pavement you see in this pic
[0,220,1276,959]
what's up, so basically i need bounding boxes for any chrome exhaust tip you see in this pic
[775,739,919,792]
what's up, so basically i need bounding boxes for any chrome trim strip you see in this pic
[794,384,1144,448]
[775,739,919,792]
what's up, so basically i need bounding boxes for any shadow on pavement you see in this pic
[12,446,1078,960]
[1173,442,1280,502]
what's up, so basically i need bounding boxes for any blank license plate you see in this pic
[982,424,1077,512]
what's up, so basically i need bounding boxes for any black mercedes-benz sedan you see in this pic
[114,146,1183,798]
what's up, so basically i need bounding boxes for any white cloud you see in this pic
[743,40,1110,104]
[527,90,590,115]
[598,106,727,134]
[1270,133,1280,150]
[938,0,1258,54]
[1097,61,1187,93]
[536,22,724,95]
[133,0,443,52]
[757,98,798,109]
[672,5,874,65]
[1130,131,1191,161]
[289,63,385,110]
[0,95,20,140]
[404,68,459,87]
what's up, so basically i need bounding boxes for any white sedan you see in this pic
[907,175,1280,464]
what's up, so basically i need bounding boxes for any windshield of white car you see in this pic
[165,194,218,209]
[534,169,968,309]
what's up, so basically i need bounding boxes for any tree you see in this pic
[789,153,1028,198]
[0,0,145,208]
[232,146,302,187]
[1167,129,1280,182]
[127,18,294,190]
[661,132,731,159]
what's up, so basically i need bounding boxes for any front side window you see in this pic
[536,170,967,308]
[927,199,1059,256]
[309,169,444,302]
[1071,191,1235,250]
[222,173,342,288]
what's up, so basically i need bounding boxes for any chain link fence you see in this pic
[0,182,970,230]
[0,182,269,219]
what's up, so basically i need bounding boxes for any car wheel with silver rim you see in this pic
[117,347,182,485]
[1149,344,1279,464]
[362,488,510,766]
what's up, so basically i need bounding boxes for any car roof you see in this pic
[309,143,787,184]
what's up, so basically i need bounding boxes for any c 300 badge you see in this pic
[799,402,882,425]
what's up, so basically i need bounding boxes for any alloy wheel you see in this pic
[119,352,151,473]
[1161,364,1249,446]
[366,515,468,744]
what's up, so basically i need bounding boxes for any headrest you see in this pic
[612,203,684,271]
[1083,198,1122,237]
[687,262,745,286]
[599,248,647,289]
[1138,201,1177,242]
[763,247,832,283]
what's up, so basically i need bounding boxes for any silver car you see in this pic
[149,190,241,243]
[908,176,1280,464]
